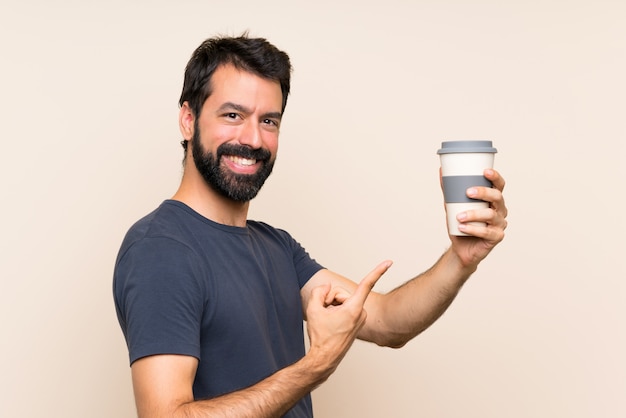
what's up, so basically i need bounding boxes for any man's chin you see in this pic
[212,179,265,202]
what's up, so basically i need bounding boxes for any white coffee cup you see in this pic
[437,140,497,236]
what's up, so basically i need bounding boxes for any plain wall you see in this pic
[1,1,624,417]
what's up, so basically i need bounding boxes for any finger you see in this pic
[350,260,393,307]
[457,204,507,240]
[484,168,505,192]
[309,284,331,308]
[458,218,506,242]
[325,286,352,306]
[467,186,501,204]
[459,207,507,229]
[467,185,507,219]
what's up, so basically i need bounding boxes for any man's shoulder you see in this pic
[117,200,201,259]
[127,199,202,236]
[247,220,295,243]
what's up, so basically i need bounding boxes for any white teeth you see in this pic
[228,156,256,166]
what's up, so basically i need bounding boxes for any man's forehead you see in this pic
[208,65,283,109]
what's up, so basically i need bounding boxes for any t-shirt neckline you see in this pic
[163,199,252,235]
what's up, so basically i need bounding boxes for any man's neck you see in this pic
[172,170,250,228]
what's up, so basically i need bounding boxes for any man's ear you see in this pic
[179,102,195,140]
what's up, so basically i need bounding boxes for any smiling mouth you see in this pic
[226,155,257,166]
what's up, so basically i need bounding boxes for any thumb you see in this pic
[309,283,331,308]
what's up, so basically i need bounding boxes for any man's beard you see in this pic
[191,129,275,202]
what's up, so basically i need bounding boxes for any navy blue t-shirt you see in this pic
[113,200,324,417]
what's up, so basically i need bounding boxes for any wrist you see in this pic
[443,247,478,281]
[297,349,335,387]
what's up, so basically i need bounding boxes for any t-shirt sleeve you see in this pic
[285,232,324,288]
[114,236,206,365]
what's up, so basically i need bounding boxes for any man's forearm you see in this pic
[365,248,477,348]
[170,355,329,418]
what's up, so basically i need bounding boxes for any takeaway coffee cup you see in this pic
[437,140,498,236]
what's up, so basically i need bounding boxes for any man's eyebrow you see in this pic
[217,102,250,114]
[217,102,282,120]
[262,111,283,121]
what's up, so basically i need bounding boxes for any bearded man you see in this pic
[113,34,508,418]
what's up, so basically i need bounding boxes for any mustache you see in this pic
[217,143,271,161]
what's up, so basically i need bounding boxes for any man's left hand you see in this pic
[448,168,508,268]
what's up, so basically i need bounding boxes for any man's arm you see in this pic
[131,354,322,418]
[130,262,392,418]
[303,249,472,348]
[302,169,507,348]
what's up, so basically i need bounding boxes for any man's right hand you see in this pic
[303,261,392,378]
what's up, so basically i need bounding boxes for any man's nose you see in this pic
[238,121,263,149]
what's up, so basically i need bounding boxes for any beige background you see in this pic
[1,0,624,417]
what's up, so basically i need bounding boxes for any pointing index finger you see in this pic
[350,260,393,306]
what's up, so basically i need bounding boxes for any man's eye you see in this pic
[226,113,238,119]
[263,119,278,127]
